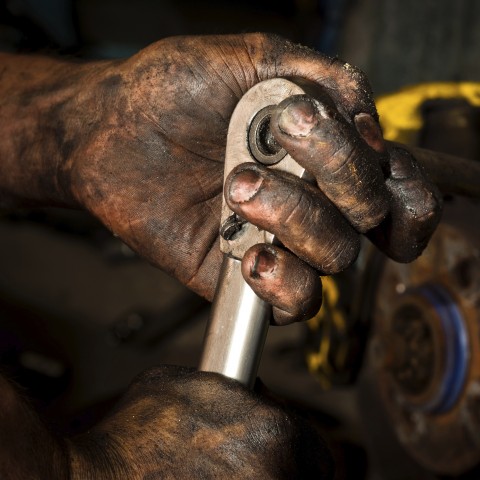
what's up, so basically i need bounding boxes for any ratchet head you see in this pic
[219,78,317,260]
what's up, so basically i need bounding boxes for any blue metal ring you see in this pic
[417,284,469,414]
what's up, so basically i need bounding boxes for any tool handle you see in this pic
[198,254,271,389]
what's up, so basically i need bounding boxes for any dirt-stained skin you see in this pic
[69,366,334,480]
[0,33,442,479]
[0,33,442,327]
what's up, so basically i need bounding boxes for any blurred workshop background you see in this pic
[1,1,480,479]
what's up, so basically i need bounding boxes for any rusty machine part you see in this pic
[367,199,480,476]
[359,92,480,476]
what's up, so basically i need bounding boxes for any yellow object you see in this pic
[376,82,480,144]
[306,276,348,390]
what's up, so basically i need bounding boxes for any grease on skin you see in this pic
[271,95,390,233]
[0,33,440,331]
[388,147,421,180]
[255,34,378,120]
[368,147,443,263]
[0,33,382,316]
[78,366,334,479]
[227,162,360,275]
[242,244,323,325]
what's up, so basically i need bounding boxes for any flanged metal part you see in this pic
[367,214,480,476]
[219,79,312,260]
[247,105,287,165]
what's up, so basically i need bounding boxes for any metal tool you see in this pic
[198,78,313,388]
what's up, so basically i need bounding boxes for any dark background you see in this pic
[3,0,480,93]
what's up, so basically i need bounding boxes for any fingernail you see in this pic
[354,113,386,153]
[251,248,277,279]
[228,169,264,203]
[278,98,318,137]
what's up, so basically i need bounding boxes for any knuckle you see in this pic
[394,179,443,227]
[132,365,193,388]
[329,56,366,83]
[279,189,313,231]
[337,58,372,94]
[245,32,285,50]
[324,139,356,175]
[260,32,285,45]
[344,62,370,89]
[290,274,322,319]
[333,60,376,118]
[256,409,295,444]
[320,235,360,274]
[126,367,170,396]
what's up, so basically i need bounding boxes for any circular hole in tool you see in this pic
[248,105,287,165]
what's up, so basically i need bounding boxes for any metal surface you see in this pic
[247,105,287,165]
[367,204,480,475]
[381,284,469,415]
[199,78,314,387]
[199,256,271,388]
[219,79,310,261]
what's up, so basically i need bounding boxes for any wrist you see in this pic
[0,53,120,209]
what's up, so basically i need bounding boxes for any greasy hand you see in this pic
[66,34,442,323]
[69,365,333,480]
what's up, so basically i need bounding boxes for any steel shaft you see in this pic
[198,255,271,389]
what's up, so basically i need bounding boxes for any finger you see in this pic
[270,94,390,232]
[225,163,360,274]
[354,112,387,154]
[246,33,377,121]
[367,147,443,262]
[240,244,322,326]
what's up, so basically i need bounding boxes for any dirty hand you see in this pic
[68,365,332,480]
[0,34,442,324]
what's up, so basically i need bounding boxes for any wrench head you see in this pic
[220,78,314,259]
